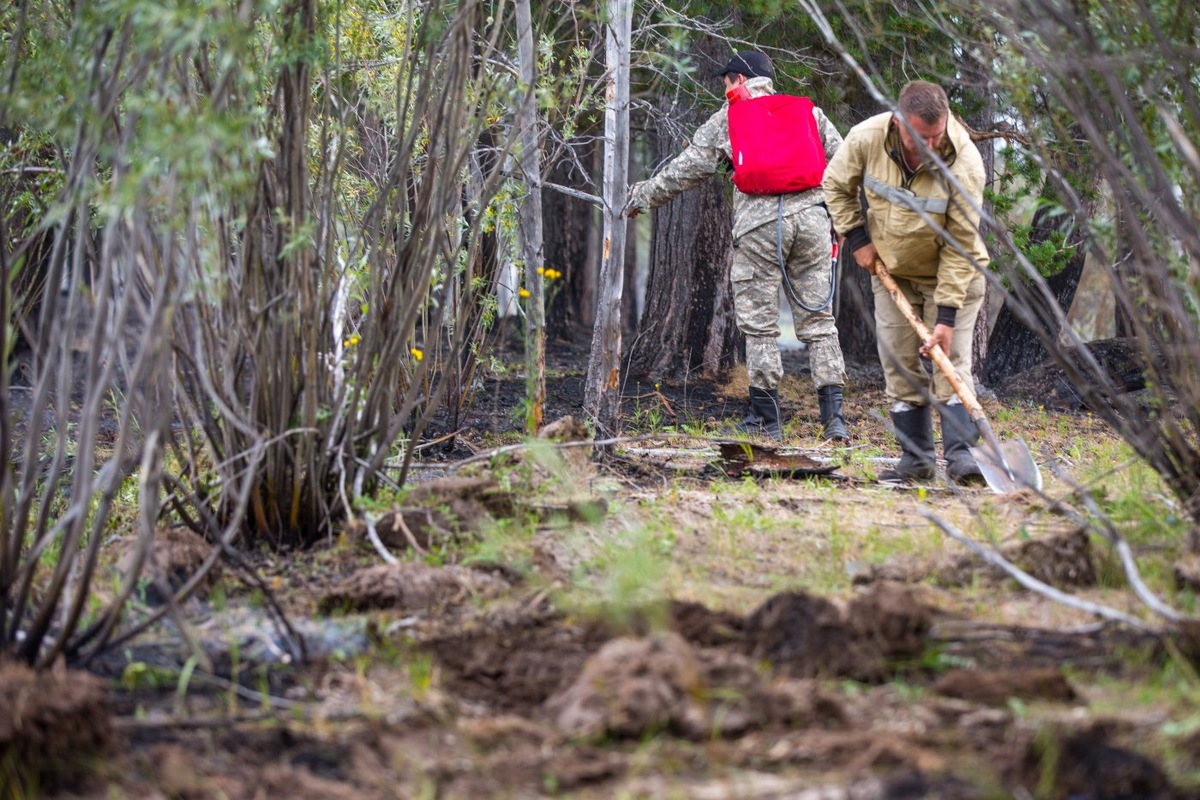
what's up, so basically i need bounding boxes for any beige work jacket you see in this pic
[822,111,989,310]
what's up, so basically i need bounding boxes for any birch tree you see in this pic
[583,0,632,438]
[516,0,546,432]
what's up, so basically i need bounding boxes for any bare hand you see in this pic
[921,323,954,359]
[853,243,878,274]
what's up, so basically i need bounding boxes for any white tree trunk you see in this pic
[583,0,631,438]
[515,0,546,432]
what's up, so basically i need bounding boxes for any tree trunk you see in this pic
[835,244,878,366]
[621,221,638,344]
[627,37,738,383]
[544,143,596,342]
[958,40,998,384]
[516,0,546,432]
[983,205,1094,385]
[628,157,734,381]
[983,124,1102,386]
[831,89,882,367]
[583,0,631,438]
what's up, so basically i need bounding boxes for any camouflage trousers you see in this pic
[731,203,846,391]
[872,270,986,407]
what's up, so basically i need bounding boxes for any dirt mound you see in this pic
[537,414,593,474]
[745,583,931,681]
[1173,553,1200,594]
[116,526,219,603]
[0,661,112,790]
[544,632,847,740]
[669,599,746,647]
[544,632,704,739]
[428,614,611,714]
[318,562,512,613]
[934,667,1078,706]
[859,527,1096,590]
[1008,527,1097,588]
[351,476,515,550]
[1006,725,1177,799]
[143,740,388,800]
[845,580,932,659]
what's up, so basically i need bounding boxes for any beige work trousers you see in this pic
[872,270,986,407]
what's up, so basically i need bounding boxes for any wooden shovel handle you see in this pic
[873,258,985,421]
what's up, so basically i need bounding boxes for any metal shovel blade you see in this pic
[970,435,1042,493]
[871,258,1044,495]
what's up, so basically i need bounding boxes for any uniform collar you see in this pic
[745,76,775,98]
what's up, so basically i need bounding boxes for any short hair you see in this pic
[897,81,949,125]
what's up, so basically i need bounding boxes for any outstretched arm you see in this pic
[624,108,728,216]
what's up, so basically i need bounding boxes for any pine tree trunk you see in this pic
[627,37,738,383]
[959,41,998,385]
[983,252,1087,385]
[983,126,1101,386]
[835,245,878,367]
[827,74,884,367]
[628,153,735,381]
[621,225,638,343]
[544,144,596,341]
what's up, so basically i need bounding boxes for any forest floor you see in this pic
[8,333,1200,800]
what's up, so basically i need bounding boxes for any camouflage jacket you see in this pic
[626,77,843,240]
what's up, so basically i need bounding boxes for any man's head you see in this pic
[895,81,949,153]
[712,51,774,83]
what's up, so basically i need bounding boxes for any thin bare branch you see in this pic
[923,510,1157,632]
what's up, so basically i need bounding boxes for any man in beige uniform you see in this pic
[822,81,987,483]
[624,51,848,443]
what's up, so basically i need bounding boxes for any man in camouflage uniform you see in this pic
[623,51,848,443]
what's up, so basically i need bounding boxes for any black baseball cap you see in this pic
[712,51,774,80]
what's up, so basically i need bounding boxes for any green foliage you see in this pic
[464,515,536,575]
[557,522,674,632]
[0,0,522,668]
[625,383,669,434]
[120,659,177,690]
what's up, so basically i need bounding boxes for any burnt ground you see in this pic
[7,334,1200,799]
[422,329,892,458]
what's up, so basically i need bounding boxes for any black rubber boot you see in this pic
[941,403,985,485]
[817,386,849,442]
[737,387,783,442]
[878,406,936,482]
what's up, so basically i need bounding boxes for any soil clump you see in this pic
[857,527,1096,589]
[934,667,1078,705]
[348,475,515,551]
[318,561,513,613]
[0,661,112,790]
[745,582,931,681]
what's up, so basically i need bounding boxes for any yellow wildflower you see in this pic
[411,348,423,361]
[518,287,531,298]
